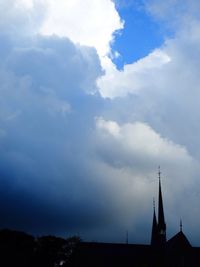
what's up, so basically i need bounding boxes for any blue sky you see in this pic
[1,0,200,245]
[112,1,166,68]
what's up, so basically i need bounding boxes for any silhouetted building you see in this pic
[1,171,194,267]
[72,169,200,267]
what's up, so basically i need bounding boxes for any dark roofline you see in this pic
[166,230,192,248]
[80,241,150,248]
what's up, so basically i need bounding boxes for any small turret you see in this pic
[151,198,158,246]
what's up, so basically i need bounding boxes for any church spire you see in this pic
[157,166,166,245]
[151,198,158,246]
[150,168,167,247]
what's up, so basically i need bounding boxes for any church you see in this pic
[71,169,200,267]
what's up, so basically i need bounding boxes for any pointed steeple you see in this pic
[157,167,166,245]
[151,198,158,246]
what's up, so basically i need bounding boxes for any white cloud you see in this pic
[96,118,193,169]
[0,0,123,58]
[15,0,34,9]
[98,49,171,98]
[39,0,123,57]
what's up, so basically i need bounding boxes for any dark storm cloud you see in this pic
[0,32,153,241]
[0,33,111,235]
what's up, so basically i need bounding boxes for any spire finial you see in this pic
[180,219,182,232]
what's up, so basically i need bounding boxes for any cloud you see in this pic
[97,0,200,160]
[0,25,192,242]
[0,32,105,234]
[0,0,45,36]
[1,0,200,245]
[0,0,128,241]
[1,0,123,57]
[145,0,200,29]
[96,118,192,164]
[41,0,123,57]
[98,49,171,98]
[95,117,195,189]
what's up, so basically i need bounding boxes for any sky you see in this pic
[1,0,200,245]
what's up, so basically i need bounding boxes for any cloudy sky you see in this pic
[1,0,200,245]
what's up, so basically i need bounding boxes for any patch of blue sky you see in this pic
[111,2,170,69]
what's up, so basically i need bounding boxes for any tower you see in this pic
[157,167,166,246]
[151,167,166,247]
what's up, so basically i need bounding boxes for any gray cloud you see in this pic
[145,0,200,29]
[0,34,107,235]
